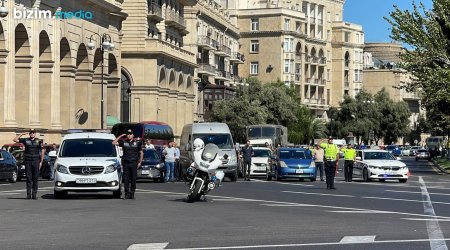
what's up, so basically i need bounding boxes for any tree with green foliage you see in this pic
[385,0,450,134]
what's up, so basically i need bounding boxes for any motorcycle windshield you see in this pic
[202,143,219,162]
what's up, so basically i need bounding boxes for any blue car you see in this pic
[386,145,402,156]
[266,148,316,181]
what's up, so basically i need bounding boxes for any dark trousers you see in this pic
[25,160,40,196]
[174,160,181,180]
[344,160,354,182]
[315,162,324,180]
[122,161,137,195]
[325,160,337,188]
[243,160,251,179]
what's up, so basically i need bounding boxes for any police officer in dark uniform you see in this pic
[113,129,143,199]
[13,129,45,200]
[240,140,254,181]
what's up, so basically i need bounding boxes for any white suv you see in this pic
[53,132,122,199]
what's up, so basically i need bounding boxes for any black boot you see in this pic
[124,193,129,200]
[26,194,31,200]
[130,193,135,199]
[32,193,38,200]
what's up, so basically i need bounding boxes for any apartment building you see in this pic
[331,21,364,106]
[184,0,242,121]
[121,0,198,136]
[222,0,361,119]
[0,0,125,145]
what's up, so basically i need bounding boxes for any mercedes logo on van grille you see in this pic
[82,167,91,175]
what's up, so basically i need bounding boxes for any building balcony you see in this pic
[321,79,327,85]
[198,36,216,50]
[306,56,313,64]
[344,80,350,87]
[303,98,327,105]
[147,2,164,22]
[165,9,187,32]
[317,19,324,25]
[215,45,232,57]
[309,16,316,24]
[311,57,319,64]
[215,70,232,81]
[295,53,302,62]
[345,60,350,68]
[295,74,301,82]
[314,78,319,84]
[230,52,245,63]
[198,63,216,76]
[144,38,195,66]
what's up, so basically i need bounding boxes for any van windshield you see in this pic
[59,139,117,157]
[193,134,233,149]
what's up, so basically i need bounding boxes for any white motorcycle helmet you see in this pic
[193,138,205,152]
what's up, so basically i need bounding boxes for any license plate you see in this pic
[384,171,396,175]
[75,178,97,184]
[296,169,304,174]
[141,170,150,175]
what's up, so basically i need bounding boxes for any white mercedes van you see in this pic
[53,132,122,199]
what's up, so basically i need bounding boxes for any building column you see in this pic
[314,4,319,38]
[168,89,178,133]
[176,92,187,136]
[306,2,311,37]
[4,5,17,127]
[51,18,62,129]
[29,19,40,127]
[0,47,8,127]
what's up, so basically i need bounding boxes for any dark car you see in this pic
[0,150,18,183]
[137,149,164,182]
[12,150,26,181]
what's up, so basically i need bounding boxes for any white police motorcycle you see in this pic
[186,138,226,202]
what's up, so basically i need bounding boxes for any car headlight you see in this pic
[279,161,287,168]
[309,162,316,168]
[56,164,69,174]
[21,165,25,170]
[105,164,119,174]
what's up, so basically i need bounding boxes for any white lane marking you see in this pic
[251,179,314,187]
[340,236,376,243]
[0,184,12,186]
[0,187,53,193]
[127,243,169,250]
[135,189,450,220]
[386,189,450,196]
[328,210,396,214]
[282,190,355,197]
[362,196,450,205]
[419,176,449,250]
[0,193,21,196]
[402,218,450,222]
[158,238,450,250]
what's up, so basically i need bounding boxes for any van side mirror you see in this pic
[48,151,57,158]
[355,156,361,161]
[396,157,402,161]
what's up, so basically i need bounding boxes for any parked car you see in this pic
[137,149,164,182]
[410,146,423,156]
[401,146,411,156]
[386,145,402,156]
[415,149,431,161]
[0,149,18,183]
[53,132,122,199]
[353,150,409,183]
[249,147,272,176]
[266,148,316,181]
[11,150,26,181]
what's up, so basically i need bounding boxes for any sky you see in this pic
[343,0,433,43]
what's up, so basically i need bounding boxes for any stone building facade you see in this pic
[0,0,126,145]
[120,0,197,136]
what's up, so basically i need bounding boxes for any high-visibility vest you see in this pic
[321,143,339,161]
[342,148,356,160]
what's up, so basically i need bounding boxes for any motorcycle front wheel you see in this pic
[187,179,203,202]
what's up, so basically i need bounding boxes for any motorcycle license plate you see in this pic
[75,178,97,184]
[141,170,150,175]
[296,169,304,174]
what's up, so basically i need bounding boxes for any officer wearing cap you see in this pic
[113,129,143,199]
[320,137,339,190]
[13,129,45,199]
[341,144,356,182]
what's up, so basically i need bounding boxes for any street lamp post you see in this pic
[86,33,115,129]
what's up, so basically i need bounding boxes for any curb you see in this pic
[432,159,450,174]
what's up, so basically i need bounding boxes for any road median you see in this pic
[432,158,450,174]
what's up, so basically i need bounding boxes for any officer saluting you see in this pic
[112,129,143,199]
[320,137,339,190]
[13,129,45,200]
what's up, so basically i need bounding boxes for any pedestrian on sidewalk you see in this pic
[49,143,58,181]
[163,142,176,182]
[241,140,254,181]
[320,137,339,190]
[144,139,155,149]
[341,144,356,182]
[113,129,143,199]
[13,129,45,200]
[313,144,325,181]
[174,142,181,181]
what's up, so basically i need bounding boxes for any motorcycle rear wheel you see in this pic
[187,179,203,202]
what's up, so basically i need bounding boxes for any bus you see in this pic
[246,124,288,147]
[111,121,174,146]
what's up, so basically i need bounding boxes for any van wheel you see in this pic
[363,169,371,182]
